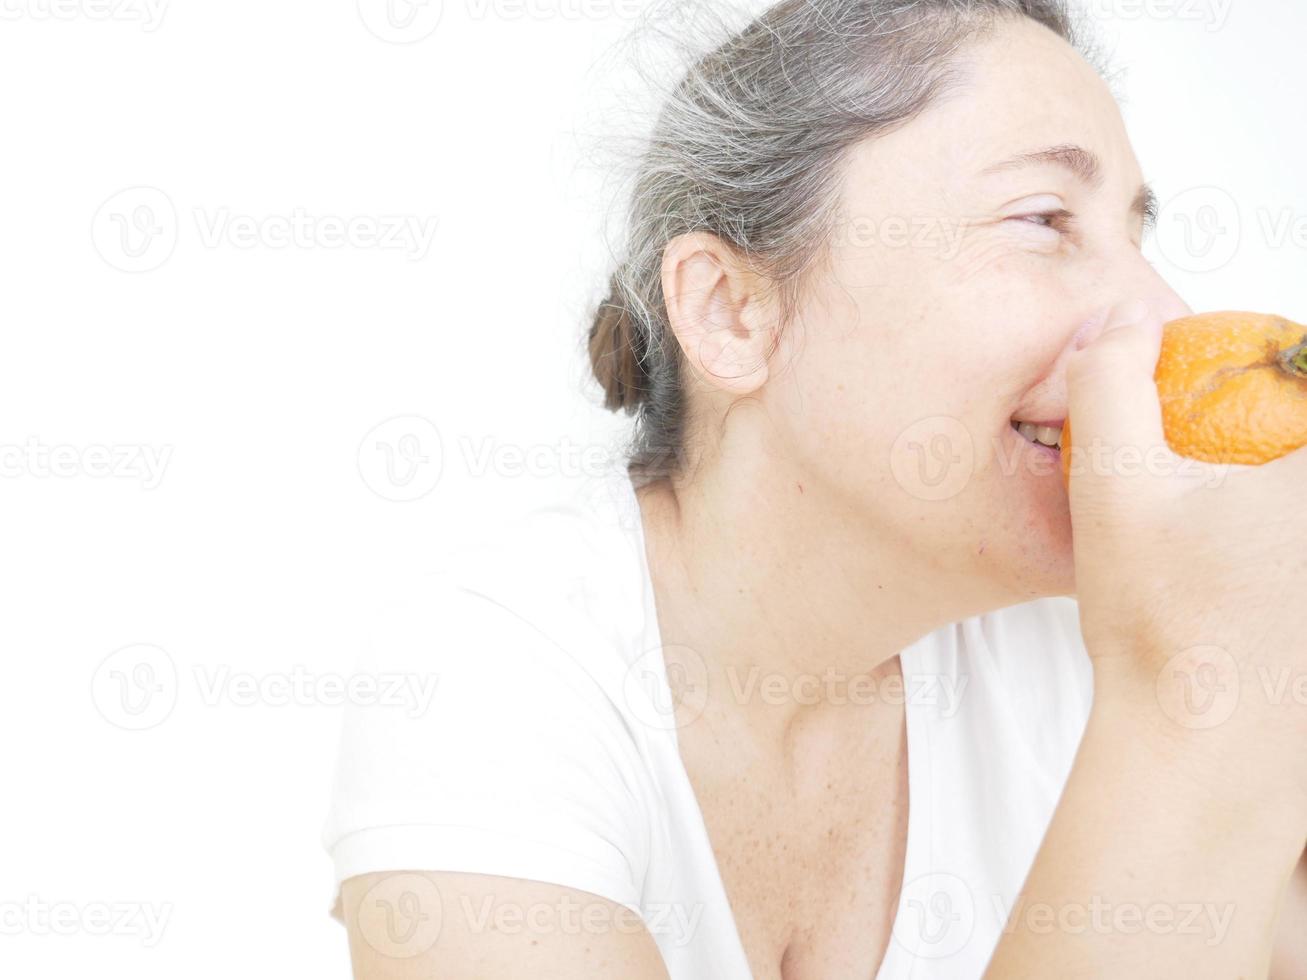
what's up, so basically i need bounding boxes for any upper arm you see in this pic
[323,576,661,975]
[342,870,671,980]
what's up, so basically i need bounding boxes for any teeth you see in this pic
[1013,421,1064,448]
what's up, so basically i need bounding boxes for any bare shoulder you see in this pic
[340,870,671,980]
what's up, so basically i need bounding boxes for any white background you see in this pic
[0,0,1302,977]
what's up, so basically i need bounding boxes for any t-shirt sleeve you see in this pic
[320,573,652,921]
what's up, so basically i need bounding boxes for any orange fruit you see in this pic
[1061,311,1307,486]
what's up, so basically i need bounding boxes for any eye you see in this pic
[1015,209,1075,233]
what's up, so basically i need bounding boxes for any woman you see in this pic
[323,0,1307,976]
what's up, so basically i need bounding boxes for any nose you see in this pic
[1146,264,1193,323]
[1119,244,1193,324]
[1077,252,1193,350]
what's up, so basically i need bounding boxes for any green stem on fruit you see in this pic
[1282,335,1307,378]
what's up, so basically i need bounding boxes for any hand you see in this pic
[1065,299,1307,806]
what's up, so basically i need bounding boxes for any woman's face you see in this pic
[771,15,1190,602]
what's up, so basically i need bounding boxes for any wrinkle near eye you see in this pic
[944,225,1058,284]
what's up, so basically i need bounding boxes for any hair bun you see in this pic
[588,271,651,413]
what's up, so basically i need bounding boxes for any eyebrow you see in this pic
[980,143,1158,228]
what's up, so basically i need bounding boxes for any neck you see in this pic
[633,431,1007,742]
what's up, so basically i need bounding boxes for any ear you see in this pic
[660,232,774,397]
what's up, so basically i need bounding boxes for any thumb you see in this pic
[1065,300,1169,486]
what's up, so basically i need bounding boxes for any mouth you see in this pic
[1009,418,1064,454]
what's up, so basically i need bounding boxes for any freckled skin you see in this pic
[342,18,1307,979]
[643,16,1194,980]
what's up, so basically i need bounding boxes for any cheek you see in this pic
[919,267,1073,409]
[789,248,1069,471]
[774,331,983,503]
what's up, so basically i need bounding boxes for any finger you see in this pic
[1065,300,1169,486]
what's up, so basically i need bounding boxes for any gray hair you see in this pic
[586,0,1096,483]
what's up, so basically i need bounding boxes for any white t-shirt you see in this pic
[322,467,1095,979]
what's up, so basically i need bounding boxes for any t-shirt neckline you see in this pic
[605,464,931,980]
